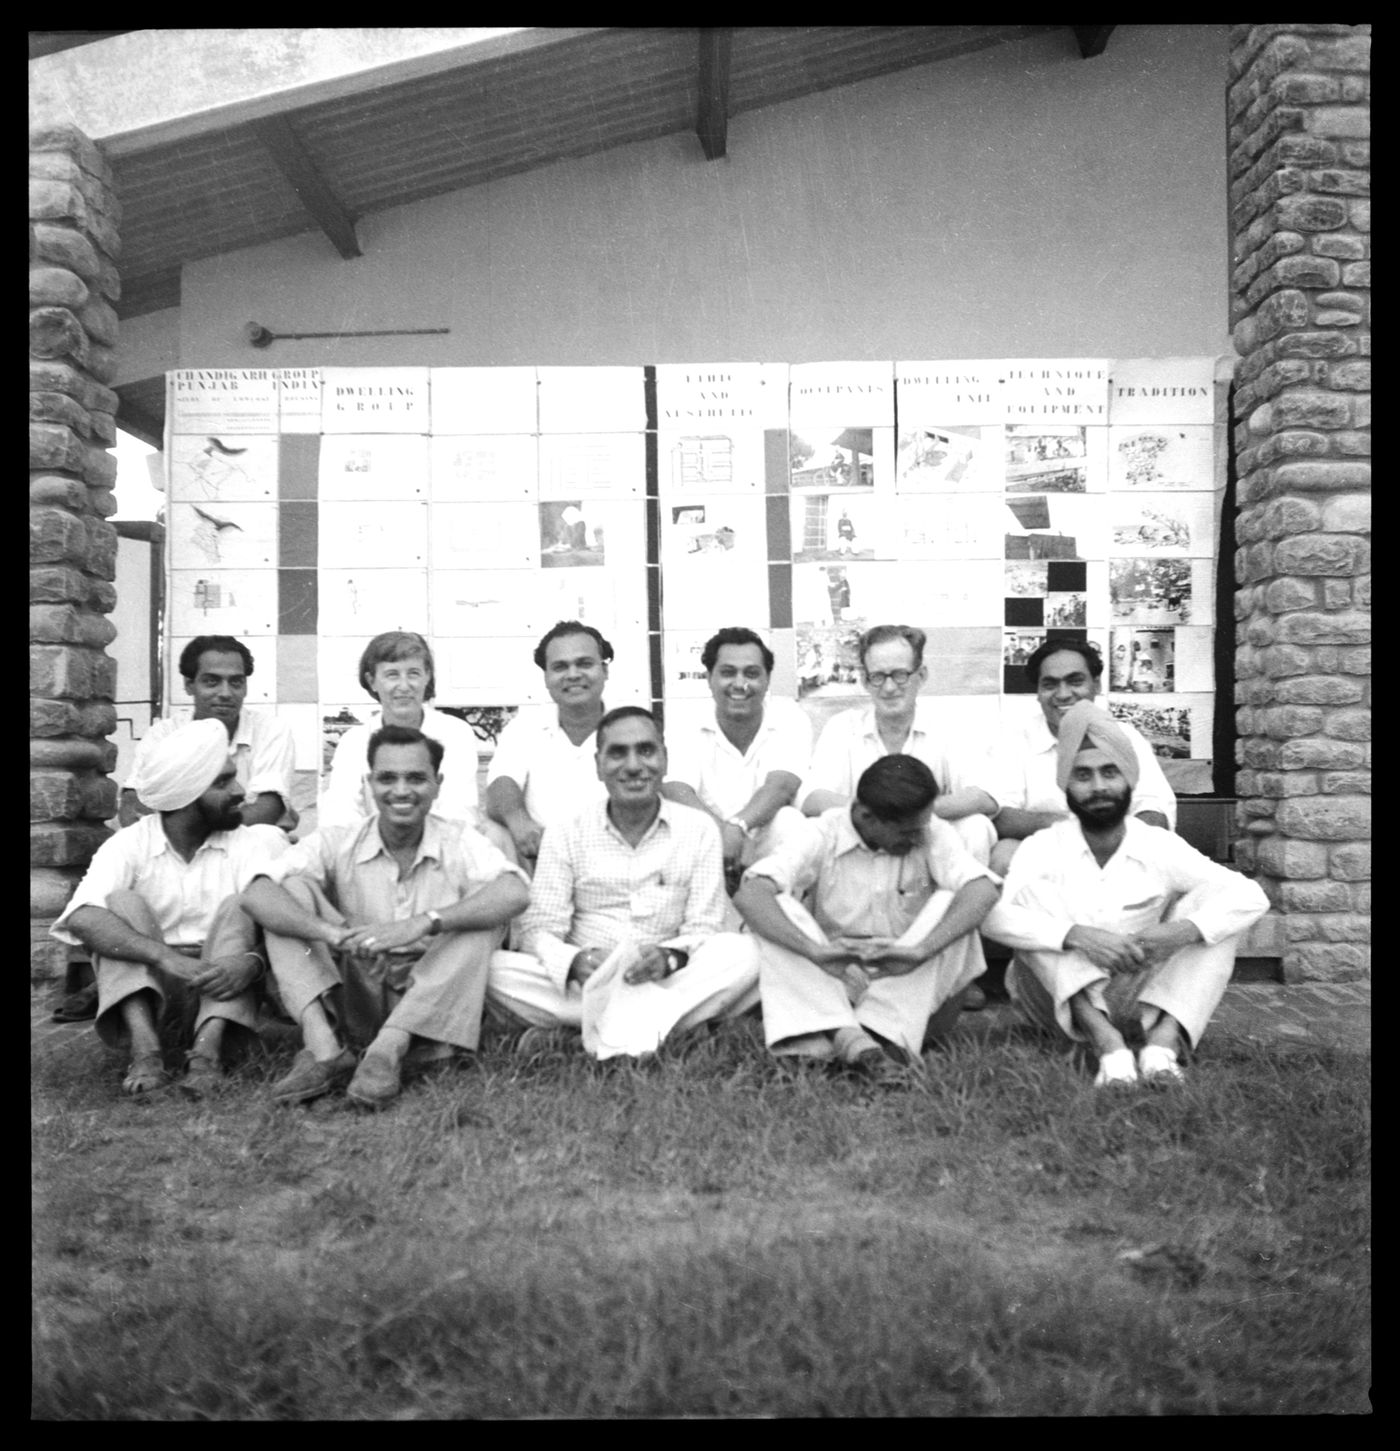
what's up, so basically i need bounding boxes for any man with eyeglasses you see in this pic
[734,754,999,1079]
[799,624,1001,866]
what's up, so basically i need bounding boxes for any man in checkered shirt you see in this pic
[487,707,760,1059]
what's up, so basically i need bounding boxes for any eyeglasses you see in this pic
[865,670,914,688]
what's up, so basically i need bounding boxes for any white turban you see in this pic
[130,718,232,812]
[1055,700,1140,793]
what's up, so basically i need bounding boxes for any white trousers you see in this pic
[487,934,760,1060]
[1007,883,1242,1050]
[757,892,985,1059]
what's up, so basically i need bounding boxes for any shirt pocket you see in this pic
[1115,894,1167,933]
[631,876,689,923]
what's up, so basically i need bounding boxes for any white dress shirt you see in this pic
[518,799,725,990]
[987,707,1177,827]
[484,709,607,830]
[801,699,997,809]
[983,816,1268,952]
[319,703,482,830]
[134,707,296,807]
[744,807,996,943]
[51,815,287,949]
[665,697,812,820]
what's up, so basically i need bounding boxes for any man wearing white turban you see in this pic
[982,701,1268,1087]
[51,719,288,1096]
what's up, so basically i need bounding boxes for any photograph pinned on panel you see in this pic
[1110,628,1176,693]
[1109,493,1215,556]
[1003,494,1100,563]
[1004,425,1088,493]
[168,434,278,502]
[895,424,999,492]
[539,500,605,568]
[1107,701,1193,760]
[1108,425,1215,490]
[790,493,879,562]
[796,624,865,700]
[1110,558,1193,625]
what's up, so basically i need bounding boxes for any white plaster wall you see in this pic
[178,26,1229,369]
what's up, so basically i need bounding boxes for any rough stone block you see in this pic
[1240,739,1281,769]
[78,701,118,736]
[29,475,87,510]
[30,223,100,281]
[30,699,81,737]
[29,306,88,366]
[30,736,115,771]
[1259,497,1322,536]
[85,518,119,581]
[1274,330,1357,359]
[29,643,96,700]
[1329,842,1371,880]
[1263,430,1330,459]
[1275,196,1349,231]
[1278,880,1352,913]
[77,297,119,348]
[1261,575,1315,612]
[1274,675,1362,706]
[30,391,90,437]
[1257,643,1312,678]
[1307,34,1371,70]
[30,769,85,822]
[1276,796,1370,839]
[1272,391,1350,429]
[1330,430,1371,456]
[88,578,117,612]
[1320,771,1370,794]
[29,265,89,309]
[1339,140,1370,167]
[28,124,112,180]
[1328,360,1370,390]
[29,822,110,868]
[81,444,118,490]
[1352,576,1370,608]
[1327,707,1371,741]
[1322,580,1351,609]
[1263,705,1324,739]
[1284,944,1368,982]
[1245,617,1276,648]
[88,410,117,446]
[96,258,120,303]
[1309,106,1369,138]
[29,867,81,919]
[1272,461,1372,495]
[1255,288,1312,340]
[1254,771,1318,798]
[29,566,88,605]
[86,342,118,385]
[29,179,87,225]
[29,420,86,473]
[1308,169,1370,196]
[1351,884,1370,914]
[1312,308,1363,328]
[1311,233,1365,259]
[1277,611,1371,647]
[29,506,86,565]
[1278,737,1364,770]
[29,359,88,401]
[1272,72,1340,105]
[1350,200,1370,231]
[29,604,118,649]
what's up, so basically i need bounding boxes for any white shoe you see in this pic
[1093,1047,1139,1088]
[1138,1044,1185,1083]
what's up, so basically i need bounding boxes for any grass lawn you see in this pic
[32,1009,1370,1419]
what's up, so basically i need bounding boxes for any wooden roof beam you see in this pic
[1072,26,1116,59]
[252,114,361,259]
[696,27,732,160]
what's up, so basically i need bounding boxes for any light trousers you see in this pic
[1006,883,1242,1050]
[93,889,261,1053]
[757,891,986,1059]
[263,877,497,1052]
[487,933,760,1060]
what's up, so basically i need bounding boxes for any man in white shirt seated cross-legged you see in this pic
[982,702,1268,1088]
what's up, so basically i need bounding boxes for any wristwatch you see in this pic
[425,909,444,936]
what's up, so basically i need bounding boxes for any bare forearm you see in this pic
[240,877,340,944]
[659,781,707,812]
[934,787,998,822]
[444,876,530,931]
[994,806,1065,841]
[733,772,801,832]
[800,788,848,818]
[912,879,1000,959]
[485,777,533,833]
[64,905,184,974]
[733,880,828,961]
[1135,809,1170,830]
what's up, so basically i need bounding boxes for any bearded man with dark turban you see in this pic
[51,719,288,1096]
[983,702,1268,1087]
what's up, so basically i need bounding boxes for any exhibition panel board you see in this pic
[162,358,1224,793]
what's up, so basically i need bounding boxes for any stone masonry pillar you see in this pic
[30,125,123,980]
[1228,26,1370,982]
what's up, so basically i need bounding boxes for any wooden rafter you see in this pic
[1071,25,1116,59]
[251,114,361,260]
[696,27,733,161]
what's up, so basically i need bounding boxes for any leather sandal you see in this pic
[122,1051,171,1096]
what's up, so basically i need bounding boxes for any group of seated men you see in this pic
[52,621,1268,1106]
